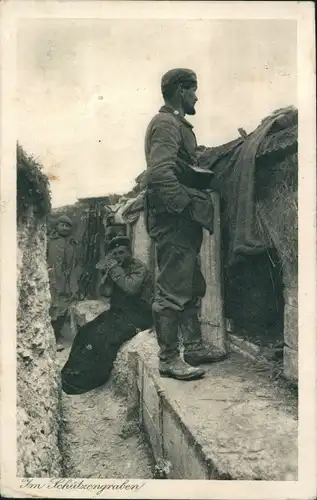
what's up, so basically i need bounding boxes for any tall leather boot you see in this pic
[153,310,205,381]
[180,311,227,366]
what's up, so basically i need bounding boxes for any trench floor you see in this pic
[56,340,153,479]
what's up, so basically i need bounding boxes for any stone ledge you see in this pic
[112,331,298,480]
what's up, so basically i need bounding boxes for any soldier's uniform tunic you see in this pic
[144,105,207,314]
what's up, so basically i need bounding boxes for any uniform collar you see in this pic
[159,105,194,129]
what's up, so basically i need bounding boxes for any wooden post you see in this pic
[283,281,298,384]
[95,205,105,297]
[131,212,151,266]
[200,192,227,353]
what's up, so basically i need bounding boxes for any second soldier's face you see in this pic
[182,86,198,115]
[57,222,72,237]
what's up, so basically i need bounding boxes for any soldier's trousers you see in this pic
[148,213,206,314]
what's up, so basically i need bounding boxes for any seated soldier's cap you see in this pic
[161,68,197,94]
[57,214,73,227]
[108,236,131,252]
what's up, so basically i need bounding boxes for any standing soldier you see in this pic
[47,215,79,346]
[144,68,227,381]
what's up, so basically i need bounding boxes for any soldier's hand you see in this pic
[96,253,118,271]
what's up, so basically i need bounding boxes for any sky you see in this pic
[17,19,297,207]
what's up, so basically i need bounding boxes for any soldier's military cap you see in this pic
[161,68,197,95]
[57,214,73,227]
[108,236,131,252]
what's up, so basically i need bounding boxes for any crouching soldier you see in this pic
[61,236,154,395]
[144,68,227,381]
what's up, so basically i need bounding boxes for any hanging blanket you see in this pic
[198,107,298,267]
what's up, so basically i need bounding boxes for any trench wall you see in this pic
[17,144,62,477]
[17,210,62,476]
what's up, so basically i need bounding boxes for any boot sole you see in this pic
[184,355,228,366]
[159,370,205,381]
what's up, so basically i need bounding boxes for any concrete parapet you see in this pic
[112,331,298,480]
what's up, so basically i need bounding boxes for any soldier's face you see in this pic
[57,222,72,236]
[111,246,131,266]
[182,85,198,115]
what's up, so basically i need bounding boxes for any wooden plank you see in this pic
[229,334,262,360]
[200,192,227,352]
[132,212,151,266]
